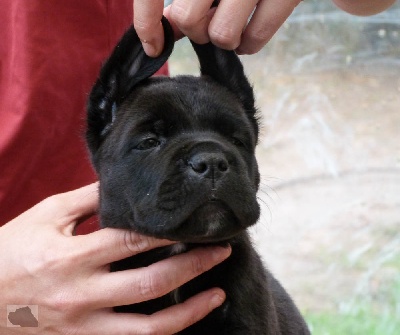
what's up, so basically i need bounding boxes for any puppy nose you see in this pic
[188,152,229,179]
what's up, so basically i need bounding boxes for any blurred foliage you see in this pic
[305,250,400,334]
[257,1,400,73]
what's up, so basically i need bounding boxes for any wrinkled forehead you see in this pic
[117,77,256,138]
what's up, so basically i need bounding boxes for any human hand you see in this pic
[332,0,396,16]
[0,183,231,334]
[133,0,302,56]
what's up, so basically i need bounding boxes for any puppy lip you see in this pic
[209,193,221,201]
[204,198,228,209]
[190,198,227,213]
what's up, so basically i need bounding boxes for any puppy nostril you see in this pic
[188,153,229,177]
[190,161,208,174]
[218,160,228,172]
[190,159,229,175]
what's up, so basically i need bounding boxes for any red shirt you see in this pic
[0,0,168,233]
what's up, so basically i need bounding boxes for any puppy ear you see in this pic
[191,42,256,120]
[87,16,174,154]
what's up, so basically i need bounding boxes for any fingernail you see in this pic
[142,42,160,57]
[212,245,232,262]
[209,292,225,310]
[236,48,244,55]
[236,45,248,55]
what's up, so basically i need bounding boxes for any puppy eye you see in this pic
[231,137,245,147]
[136,138,160,150]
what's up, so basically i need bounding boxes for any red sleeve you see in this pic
[0,0,168,234]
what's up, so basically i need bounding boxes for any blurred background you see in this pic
[168,1,400,334]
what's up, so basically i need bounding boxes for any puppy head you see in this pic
[87,18,260,243]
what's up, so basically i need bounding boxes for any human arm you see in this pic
[0,183,230,335]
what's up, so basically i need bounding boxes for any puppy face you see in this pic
[87,18,260,242]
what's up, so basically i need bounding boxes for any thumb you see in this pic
[31,183,99,235]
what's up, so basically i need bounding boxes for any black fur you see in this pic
[86,17,310,335]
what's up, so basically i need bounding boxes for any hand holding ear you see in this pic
[134,0,302,56]
[0,184,231,334]
[133,0,395,57]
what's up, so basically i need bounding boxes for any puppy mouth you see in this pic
[191,199,231,225]
[173,199,242,243]
[128,192,256,243]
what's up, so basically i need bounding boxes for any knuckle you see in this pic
[51,295,71,313]
[122,231,151,254]
[241,28,270,54]
[28,248,63,275]
[247,27,270,46]
[190,254,206,275]
[170,4,197,30]
[138,271,164,299]
[209,27,239,50]
[50,291,86,317]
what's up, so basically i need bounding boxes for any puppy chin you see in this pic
[128,199,256,243]
[168,200,243,243]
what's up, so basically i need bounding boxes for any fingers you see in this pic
[13,183,99,234]
[140,0,303,56]
[169,0,215,44]
[91,288,225,335]
[133,0,165,57]
[169,0,258,50]
[53,183,99,235]
[75,228,174,267]
[87,245,231,308]
[237,0,302,55]
[208,0,258,50]
[145,288,225,334]
[60,182,99,219]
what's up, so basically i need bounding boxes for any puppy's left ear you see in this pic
[191,42,257,130]
[87,16,174,154]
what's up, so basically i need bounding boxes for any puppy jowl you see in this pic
[86,17,310,335]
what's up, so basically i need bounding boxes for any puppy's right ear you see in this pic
[86,16,174,155]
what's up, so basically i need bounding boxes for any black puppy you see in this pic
[86,18,310,335]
